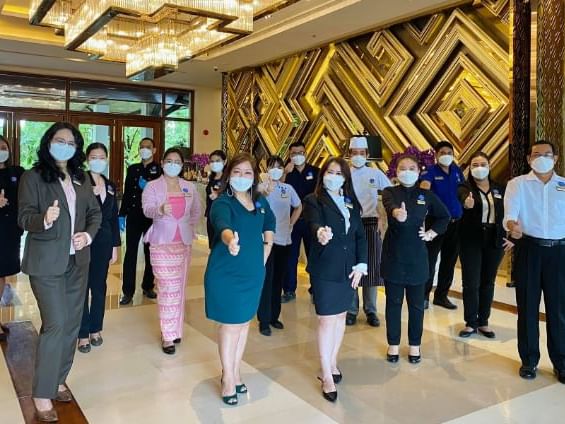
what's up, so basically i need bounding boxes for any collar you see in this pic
[525,170,559,183]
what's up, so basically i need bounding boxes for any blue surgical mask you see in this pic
[140,148,153,161]
[89,159,107,174]
[50,142,76,161]
[210,162,224,173]
[323,174,345,192]
[0,150,9,163]
[268,168,284,181]
[230,176,253,192]
[351,155,367,168]
[163,163,182,177]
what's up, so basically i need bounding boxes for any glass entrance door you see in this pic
[15,113,65,169]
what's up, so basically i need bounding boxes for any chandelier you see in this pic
[29,1,296,80]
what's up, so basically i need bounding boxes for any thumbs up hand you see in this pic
[317,226,333,245]
[45,200,60,225]
[160,202,172,216]
[464,192,475,209]
[393,202,408,222]
[0,189,8,208]
[228,231,240,256]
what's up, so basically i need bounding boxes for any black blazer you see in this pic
[18,170,102,276]
[457,180,506,248]
[381,185,450,285]
[303,190,368,283]
[119,161,161,219]
[0,166,25,239]
[88,172,121,260]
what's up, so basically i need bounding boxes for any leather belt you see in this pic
[523,235,565,247]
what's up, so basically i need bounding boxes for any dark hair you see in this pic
[396,154,420,169]
[267,155,284,168]
[34,122,86,183]
[469,151,490,163]
[528,140,556,155]
[86,142,108,157]
[0,135,12,166]
[314,156,359,206]
[209,149,227,179]
[140,137,155,147]
[434,140,454,153]
[289,141,306,151]
[218,152,260,202]
[163,147,184,162]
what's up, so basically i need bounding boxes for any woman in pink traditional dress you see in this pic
[142,147,202,355]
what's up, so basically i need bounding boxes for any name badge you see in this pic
[557,182,565,191]
[255,201,265,214]
[72,180,81,186]
[306,174,314,180]
[434,176,444,181]
[493,193,502,199]
[417,194,426,205]
[150,167,158,174]
[107,187,115,195]
[344,196,353,209]
[11,176,17,183]
[280,187,289,198]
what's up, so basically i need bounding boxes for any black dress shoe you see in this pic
[554,368,565,384]
[162,344,176,355]
[119,295,132,305]
[408,354,421,364]
[478,328,496,339]
[143,289,157,299]
[345,313,357,326]
[259,326,272,336]
[386,353,399,363]
[173,338,181,344]
[459,328,476,338]
[318,377,337,402]
[424,300,429,310]
[366,313,380,327]
[519,365,537,379]
[332,370,343,384]
[270,320,284,330]
[433,297,457,310]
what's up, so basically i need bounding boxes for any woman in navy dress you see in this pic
[204,153,275,405]
[0,135,24,341]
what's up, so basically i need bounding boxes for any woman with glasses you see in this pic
[77,143,121,353]
[458,152,513,339]
[206,150,227,248]
[18,122,101,422]
[0,135,24,341]
[142,147,202,355]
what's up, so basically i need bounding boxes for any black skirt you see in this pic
[360,217,383,287]
[0,219,22,277]
[311,277,355,316]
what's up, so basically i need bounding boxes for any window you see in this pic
[0,73,65,110]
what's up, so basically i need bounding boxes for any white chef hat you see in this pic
[349,136,368,149]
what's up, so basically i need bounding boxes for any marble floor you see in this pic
[0,238,564,423]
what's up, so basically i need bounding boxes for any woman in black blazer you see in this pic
[457,152,513,339]
[18,122,101,422]
[381,154,450,363]
[303,157,367,402]
[78,143,121,353]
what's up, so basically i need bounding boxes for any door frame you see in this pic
[13,111,66,166]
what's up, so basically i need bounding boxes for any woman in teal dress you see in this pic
[204,152,275,406]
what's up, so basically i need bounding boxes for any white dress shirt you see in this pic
[479,190,495,224]
[350,165,391,218]
[503,171,565,239]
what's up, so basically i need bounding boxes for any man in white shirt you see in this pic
[347,136,392,327]
[504,140,565,384]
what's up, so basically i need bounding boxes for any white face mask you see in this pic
[438,154,454,167]
[530,156,555,174]
[471,166,489,180]
[163,163,182,177]
[291,154,306,166]
[268,168,284,181]
[140,148,153,161]
[230,176,254,192]
[0,150,9,163]
[323,174,345,192]
[397,170,419,186]
[351,155,367,168]
[89,159,108,174]
[210,161,224,173]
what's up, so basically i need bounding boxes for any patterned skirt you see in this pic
[360,217,383,287]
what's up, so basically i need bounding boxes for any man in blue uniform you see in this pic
[119,138,162,305]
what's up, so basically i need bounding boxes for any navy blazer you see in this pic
[88,172,121,260]
[303,190,368,283]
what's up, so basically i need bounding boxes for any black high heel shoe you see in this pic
[317,377,337,402]
[220,376,238,406]
[173,338,181,344]
[408,347,421,364]
[332,369,343,384]
[386,353,399,363]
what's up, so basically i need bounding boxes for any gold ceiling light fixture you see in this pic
[29,0,298,81]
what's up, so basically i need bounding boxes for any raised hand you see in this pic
[464,193,475,209]
[160,202,173,216]
[317,226,333,245]
[45,200,60,225]
[228,231,240,256]
[0,189,8,208]
[393,202,407,222]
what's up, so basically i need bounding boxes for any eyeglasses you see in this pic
[53,138,76,147]
[164,159,183,166]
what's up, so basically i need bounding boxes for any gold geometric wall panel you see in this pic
[225,4,510,176]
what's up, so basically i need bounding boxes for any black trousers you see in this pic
[258,244,290,326]
[385,282,425,346]
[285,218,312,294]
[425,220,460,300]
[79,241,111,338]
[122,214,154,297]
[515,239,565,370]
[459,228,504,328]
